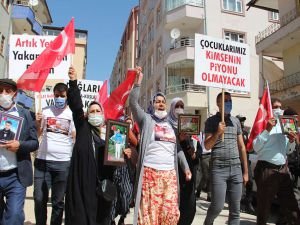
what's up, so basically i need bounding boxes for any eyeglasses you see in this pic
[175,105,184,109]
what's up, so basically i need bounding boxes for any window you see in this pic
[156,4,161,28]
[147,54,154,78]
[224,31,245,43]
[269,12,279,21]
[147,21,154,43]
[156,40,162,64]
[222,0,243,13]
[0,35,5,56]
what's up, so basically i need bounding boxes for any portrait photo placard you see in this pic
[178,114,201,135]
[279,116,298,135]
[0,112,24,144]
[104,120,129,166]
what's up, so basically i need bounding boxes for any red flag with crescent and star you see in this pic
[17,18,75,92]
[246,84,273,151]
[103,69,136,120]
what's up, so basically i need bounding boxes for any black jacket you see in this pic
[65,80,115,225]
[0,106,39,187]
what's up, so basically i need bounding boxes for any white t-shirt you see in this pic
[37,106,75,161]
[143,122,176,170]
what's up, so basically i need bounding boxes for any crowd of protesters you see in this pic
[0,65,299,225]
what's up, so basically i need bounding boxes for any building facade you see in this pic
[0,0,52,77]
[248,0,300,113]
[111,6,139,91]
[134,0,277,129]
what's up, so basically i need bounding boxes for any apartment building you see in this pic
[248,0,300,113]
[135,0,278,128]
[0,0,52,77]
[111,6,139,91]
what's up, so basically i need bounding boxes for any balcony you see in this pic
[255,7,300,57]
[165,0,204,30]
[166,83,206,94]
[12,3,42,34]
[269,71,300,94]
[166,83,207,109]
[166,37,195,64]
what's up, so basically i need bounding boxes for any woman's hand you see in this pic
[135,66,143,85]
[123,148,132,159]
[185,170,192,181]
[68,66,77,81]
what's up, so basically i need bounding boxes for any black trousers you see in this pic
[254,161,300,225]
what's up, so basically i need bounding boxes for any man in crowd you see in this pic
[253,98,300,225]
[34,82,75,225]
[203,92,248,225]
[0,79,39,225]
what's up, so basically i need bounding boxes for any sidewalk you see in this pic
[24,185,266,225]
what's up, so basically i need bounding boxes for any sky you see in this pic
[47,0,138,82]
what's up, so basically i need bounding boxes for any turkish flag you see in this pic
[17,18,75,92]
[103,69,136,120]
[247,86,273,151]
[95,80,108,105]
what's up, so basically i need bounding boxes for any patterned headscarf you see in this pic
[168,97,184,129]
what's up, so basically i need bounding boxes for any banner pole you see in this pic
[222,88,225,141]
[38,92,42,113]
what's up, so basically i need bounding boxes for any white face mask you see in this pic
[273,108,283,119]
[154,110,167,119]
[0,94,14,109]
[174,108,184,118]
[88,114,104,127]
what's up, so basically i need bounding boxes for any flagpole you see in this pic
[222,88,224,141]
[266,80,273,118]
[38,92,42,113]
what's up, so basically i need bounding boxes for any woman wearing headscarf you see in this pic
[129,67,192,225]
[168,97,202,225]
[65,67,115,225]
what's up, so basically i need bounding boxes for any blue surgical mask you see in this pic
[224,101,232,114]
[54,97,66,109]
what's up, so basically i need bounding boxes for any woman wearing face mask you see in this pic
[65,66,115,225]
[129,67,192,225]
[168,98,202,225]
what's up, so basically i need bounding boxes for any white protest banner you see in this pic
[194,34,250,92]
[9,34,71,80]
[35,79,103,111]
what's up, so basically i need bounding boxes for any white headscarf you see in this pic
[168,97,184,129]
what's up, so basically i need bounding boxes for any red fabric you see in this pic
[191,135,200,142]
[103,69,136,120]
[247,87,273,151]
[17,18,75,92]
[95,80,108,105]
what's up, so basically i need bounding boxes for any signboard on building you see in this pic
[34,79,103,112]
[9,34,71,80]
[194,34,250,92]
